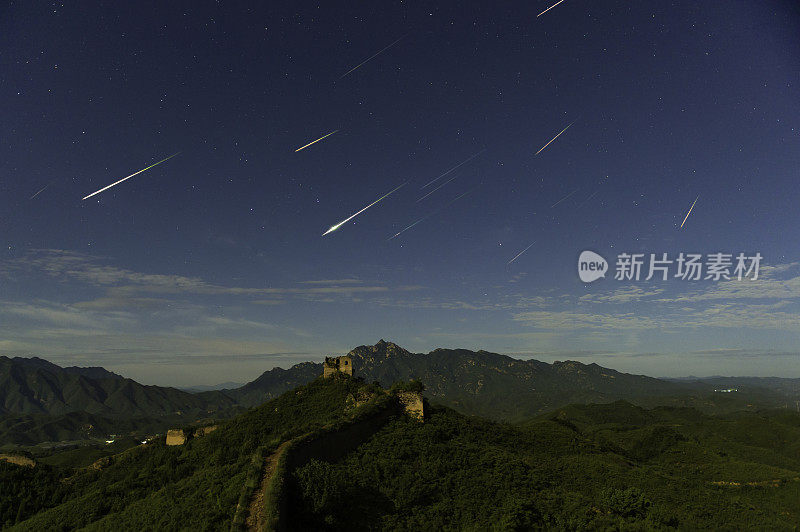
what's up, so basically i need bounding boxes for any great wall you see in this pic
[229,356,425,531]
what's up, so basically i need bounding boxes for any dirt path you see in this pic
[246,441,291,531]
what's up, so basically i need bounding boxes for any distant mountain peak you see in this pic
[4,356,60,371]
[348,340,411,360]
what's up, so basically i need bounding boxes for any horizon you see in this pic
[6,340,800,388]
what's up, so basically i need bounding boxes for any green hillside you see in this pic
[1,376,389,530]
[0,356,243,447]
[0,356,236,418]
[289,402,800,530]
[0,411,192,448]
[2,376,800,530]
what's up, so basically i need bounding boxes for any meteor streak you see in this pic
[550,188,579,208]
[338,34,407,79]
[389,188,475,241]
[680,196,699,229]
[537,0,567,17]
[422,149,485,189]
[30,181,54,200]
[82,152,180,201]
[294,130,339,152]
[387,218,426,241]
[417,172,461,202]
[576,189,599,208]
[508,241,536,265]
[417,155,483,202]
[322,182,407,236]
[535,120,576,156]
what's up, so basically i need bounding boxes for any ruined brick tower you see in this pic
[323,355,353,378]
[165,429,187,446]
[397,391,425,422]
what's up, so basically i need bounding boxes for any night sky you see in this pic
[2,1,799,386]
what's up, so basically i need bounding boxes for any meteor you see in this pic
[422,149,485,189]
[418,155,483,202]
[338,34,407,79]
[417,172,460,202]
[537,0,567,17]
[82,152,180,201]
[508,241,536,265]
[535,120,576,156]
[576,189,599,208]
[322,182,407,236]
[30,181,54,200]
[389,188,475,241]
[680,195,699,229]
[550,188,579,208]
[294,130,339,152]
[388,218,426,241]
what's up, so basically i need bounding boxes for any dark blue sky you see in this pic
[2,1,799,385]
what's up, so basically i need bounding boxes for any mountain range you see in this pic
[228,340,687,420]
[1,341,799,445]
[225,340,800,420]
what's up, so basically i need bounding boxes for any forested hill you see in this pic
[0,356,235,417]
[289,398,800,530]
[1,357,124,381]
[227,340,691,420]
[4,377,799,530]
[224,361,321,406]
[2,376,396,530]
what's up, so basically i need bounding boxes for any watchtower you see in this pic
[166,429,187,446]
[323,355,353,378]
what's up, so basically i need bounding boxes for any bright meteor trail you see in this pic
[535,120,576,156]
[294,130,339,152]
[338,35,407,79]
[680,196,699,229]
[82,152,180,201]
[508,241,536,265]
[322,182,407,236]
[537,0,567,17]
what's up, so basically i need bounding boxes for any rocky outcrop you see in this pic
[0,454,35,467]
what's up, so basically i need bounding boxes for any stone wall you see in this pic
[193,425,218,437]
